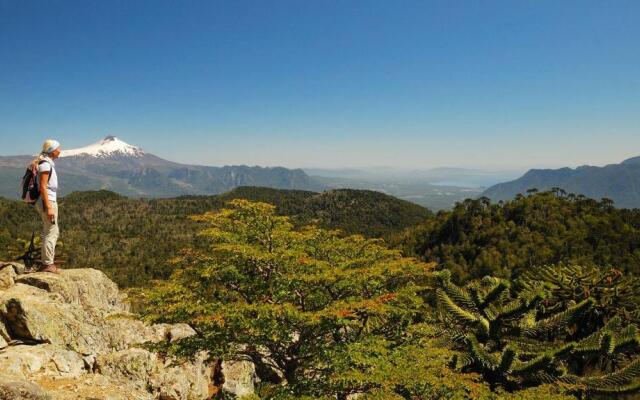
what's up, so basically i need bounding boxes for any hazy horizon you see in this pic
[0,133,635,172]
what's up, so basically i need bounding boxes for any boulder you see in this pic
[104,317,159,350]
[95,348,216,400]
[0,283,106,354]
[0,270,143,354]
[0,317,10,348]
[15,269,127,315]
[0,344,85,379]
[103,319,198,352]
[1,261,26,275]
[95,348,157,385]
[221,358,259,398]
[0,374,50,400]
[0,263,17,289]
[151,323,197,343]
[151,351,214,400]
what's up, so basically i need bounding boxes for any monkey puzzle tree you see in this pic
[138,199,432,398]
[434,268,640,396]
[517,264,640,329]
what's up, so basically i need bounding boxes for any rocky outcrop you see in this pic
[0,262,257,400]
[0,373,50,400]
[221,359,259,398]
[0,265,17,291]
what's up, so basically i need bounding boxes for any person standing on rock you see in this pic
[34,139,62,273]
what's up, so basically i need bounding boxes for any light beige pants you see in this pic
[35,200,59,265]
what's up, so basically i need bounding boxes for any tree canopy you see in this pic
[399,190,640,282]
[137,199,433,398]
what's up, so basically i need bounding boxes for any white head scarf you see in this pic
[41,139,61,155]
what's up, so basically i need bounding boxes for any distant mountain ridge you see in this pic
[0,136,321,198]
[0,137,486,209]
[622,156,640,165]
[483,156,640,208]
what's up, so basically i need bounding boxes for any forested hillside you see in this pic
[0,187,430,287]
[398,190,640,282]
[137,199,640,398]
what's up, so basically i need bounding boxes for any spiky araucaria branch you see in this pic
[433,268,640,393]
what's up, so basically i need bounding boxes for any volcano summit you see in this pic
[0,136,320,198]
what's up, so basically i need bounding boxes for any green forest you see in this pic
[398,190,640,283]
[3,187,640,398]
[0,187,430,287]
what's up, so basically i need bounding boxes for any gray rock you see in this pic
[95,348,158,384]
[151,323,197,343]
[95,348,216,400]
[104,317,158,350]
[221,358,258,398]
[15,269,127,315]
[0,374,50,400]
[1,261,26,275]
[0,264,17,290]
[102,319,197,352]
[0,266,218,399]
[0,344,85,379]
[0,318,10,348]
[0,270,139,354]
[0,283,105,354]
[151,351,214,400]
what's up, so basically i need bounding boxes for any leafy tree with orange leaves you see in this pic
[138,199,432,398]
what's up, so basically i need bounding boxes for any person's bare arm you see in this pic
[39,171,55,222]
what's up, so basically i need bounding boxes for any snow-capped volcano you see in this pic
[0,135,319,199]
[61,136,145,158]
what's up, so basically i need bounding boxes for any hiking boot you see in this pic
[38,264,61,274]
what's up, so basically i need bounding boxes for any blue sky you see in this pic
[1,0,638,168]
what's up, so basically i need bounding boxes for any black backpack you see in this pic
[21,160,52,204]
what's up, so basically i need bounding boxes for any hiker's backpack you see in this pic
[21,160,51,204]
